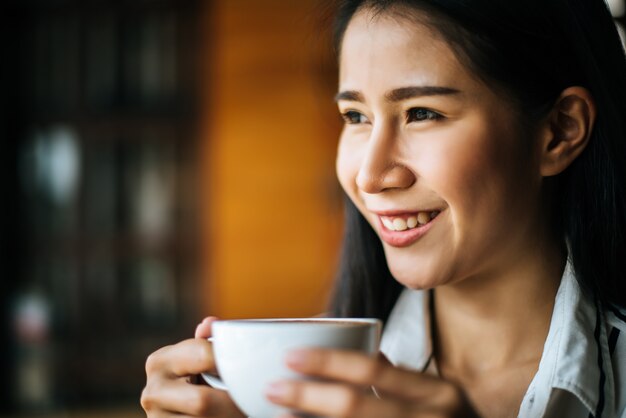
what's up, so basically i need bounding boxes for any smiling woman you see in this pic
[324,1,626,417]
[336,14,546,292]
[141,1,626,417]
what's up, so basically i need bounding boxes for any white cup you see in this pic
[201,318,381,418]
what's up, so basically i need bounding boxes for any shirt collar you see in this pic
[379,261,614,416]
[522,261,614,416]
[380,286,433,371]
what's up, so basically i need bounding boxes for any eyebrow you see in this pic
[334,86,461,103]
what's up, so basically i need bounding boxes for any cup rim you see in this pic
[213,317,381,326]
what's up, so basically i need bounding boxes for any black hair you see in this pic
[329,0,626,321]
[331,196,404,320]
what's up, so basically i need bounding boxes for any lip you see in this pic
[373,209,442,248]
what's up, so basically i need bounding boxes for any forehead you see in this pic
[339,8,472,92]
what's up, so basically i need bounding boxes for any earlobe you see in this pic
[540,86,596,177]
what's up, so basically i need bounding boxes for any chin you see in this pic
[386,261,443,291]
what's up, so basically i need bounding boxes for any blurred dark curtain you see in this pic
[0,0,204,413]
[1,2,23,409]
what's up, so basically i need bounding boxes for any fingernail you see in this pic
[285,349,311,369]
[265,381,291,401]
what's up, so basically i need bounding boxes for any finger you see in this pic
[195,316,219,339]
[285,348,446,400]
[142,379,241,417]
[266,379,409,418]
[146,338,217,378]
[378,351,393,365]
[268,381,460,418]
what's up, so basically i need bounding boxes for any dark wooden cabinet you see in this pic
[1,0,204,412]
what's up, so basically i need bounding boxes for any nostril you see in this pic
[381,164,417,191]
[356,171,383,194]
[357,164,416,193]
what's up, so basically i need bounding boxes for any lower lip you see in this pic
[377,214,440,248]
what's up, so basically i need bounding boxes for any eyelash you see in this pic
[341,110,368,124]
[340,108,443,125]
[406,108,443,122]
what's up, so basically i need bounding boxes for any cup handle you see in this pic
[200,337,228,391]
[201,372,227,391]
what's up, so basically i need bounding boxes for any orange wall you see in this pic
[199,1,344,318]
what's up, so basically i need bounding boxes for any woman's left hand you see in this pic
[265,348,480,418]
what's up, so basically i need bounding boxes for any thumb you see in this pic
[194,316,219,339]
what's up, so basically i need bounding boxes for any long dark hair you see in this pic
[329,0,626,320]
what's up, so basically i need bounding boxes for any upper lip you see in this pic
[369,208,441,216]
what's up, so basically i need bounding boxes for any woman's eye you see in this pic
[341,110,369,124]
[406,108,442,122]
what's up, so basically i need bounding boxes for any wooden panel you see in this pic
[199,0,343,318]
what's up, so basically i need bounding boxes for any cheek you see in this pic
[417,122,529,223]
[444,132,540,253]
[335,136,360,195]
[336,137,376,229]
[411,134,493,204]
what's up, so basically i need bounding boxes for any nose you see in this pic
[355,123,416,194]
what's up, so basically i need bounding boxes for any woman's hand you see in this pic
[140,317,245,418]
[265,348,479,418]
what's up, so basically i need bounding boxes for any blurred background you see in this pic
[1,1,625,417]
[0,0,343,416]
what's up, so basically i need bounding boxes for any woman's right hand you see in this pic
[141,317,246,417]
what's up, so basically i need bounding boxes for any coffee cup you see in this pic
[201,318,381,418]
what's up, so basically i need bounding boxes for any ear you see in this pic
[539,86,596,177]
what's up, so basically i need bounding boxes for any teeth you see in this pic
[417,212,431,225]
[392,218,408,231]
[382,211,439,231]
[382,218,394,230]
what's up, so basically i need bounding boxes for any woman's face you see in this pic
[336,9,545,289]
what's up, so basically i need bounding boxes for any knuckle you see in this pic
[145,353,158,375]
[188,388,212,416]
[337,387,363,418]
[438,383,465,411]
[145,346,168,375]
[140,385,155,412]
[362,358,385,382]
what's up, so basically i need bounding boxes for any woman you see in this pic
[141,0,626,417]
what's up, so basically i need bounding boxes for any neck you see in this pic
[432,239,565,379]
